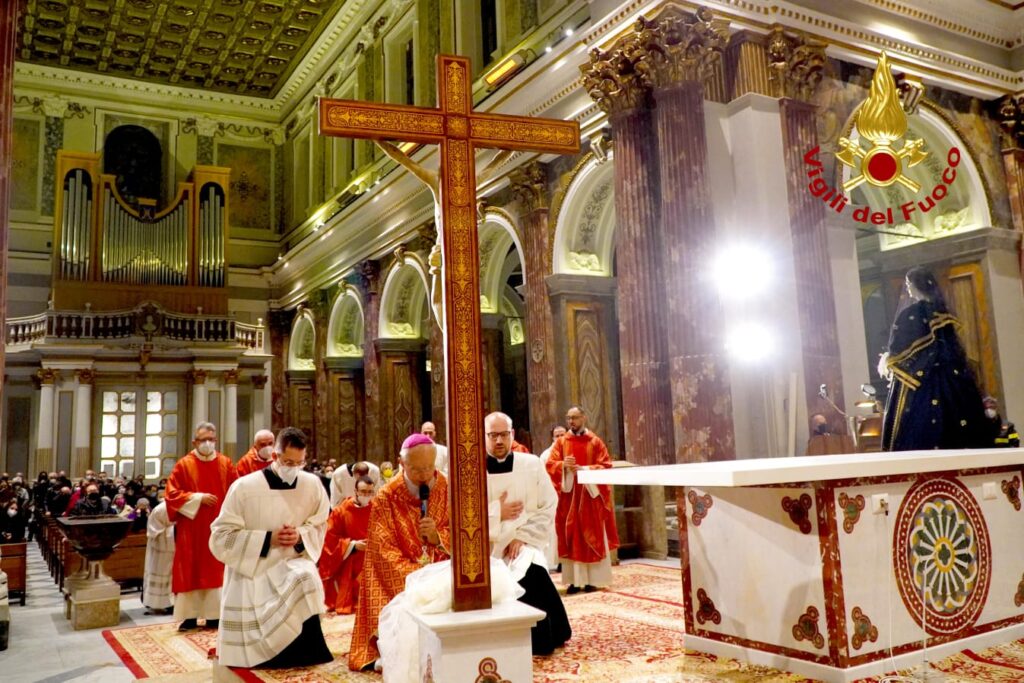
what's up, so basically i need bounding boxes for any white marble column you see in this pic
[223,369,239,457]
[72,369,95,476]
[190,369,208,429]
[252,374,268,431]
[35,368,59,472]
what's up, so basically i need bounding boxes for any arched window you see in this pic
[104,125,162,206]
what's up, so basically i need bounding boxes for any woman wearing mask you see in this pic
[1,500,26,543]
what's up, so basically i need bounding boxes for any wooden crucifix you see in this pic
[319,55,579,611]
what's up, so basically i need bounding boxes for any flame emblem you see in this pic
[836,52,928,192]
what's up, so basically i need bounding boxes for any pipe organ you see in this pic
[53,151,231,313]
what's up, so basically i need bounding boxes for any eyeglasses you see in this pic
[279,459,306,468]
[486,431,511,440]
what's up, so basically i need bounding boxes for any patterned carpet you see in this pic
[101,563,1024,682]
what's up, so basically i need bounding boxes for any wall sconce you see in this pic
[485,51,527,87]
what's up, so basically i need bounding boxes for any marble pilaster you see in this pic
[357,260,384,462]
[581,39,674,468]
[72,369,95,476]
[428,318,447,444]
[310,290,332,461]
[223,370,238,458]
[636,6,736,464]
[509,162,559,437]
[0,2,15,409]
[268,310,295,432]
[772,31,847,432]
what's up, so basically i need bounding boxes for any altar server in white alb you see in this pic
[209,427,333,669]
[485,412,571,654]
[142,501,175,613]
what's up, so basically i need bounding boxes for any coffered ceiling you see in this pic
[18,0,348,98]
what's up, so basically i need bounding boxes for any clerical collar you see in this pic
[262,467,297,490]
[569,428,588,437]
[486,453,515,474]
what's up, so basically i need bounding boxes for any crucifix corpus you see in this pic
[319,55,579,611]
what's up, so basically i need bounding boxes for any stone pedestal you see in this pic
[67,572,120,630]
[412,601,544,683]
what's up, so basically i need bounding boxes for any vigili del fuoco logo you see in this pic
[804,51,961,227]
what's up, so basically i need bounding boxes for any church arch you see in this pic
[552,155,615,276]
[478,209,524,314]
[287,308,317,371]
[326,284,365,357]
[378,253,430,339]
[838,100,993,250]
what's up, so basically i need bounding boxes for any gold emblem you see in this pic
[836,52,928,192]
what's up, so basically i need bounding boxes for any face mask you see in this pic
[273,460,299,485]
[382,468,393,478]
[196,440,215,456]
[357,495,372,507]
[118,487,126,494]
[49,479,56,485]
[814,423,830,435]
[7,508,16,518]
[258,446,274,461]
[985,409,998,420]
[88,492,100,502]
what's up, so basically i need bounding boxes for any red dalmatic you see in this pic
[319,497,372,614]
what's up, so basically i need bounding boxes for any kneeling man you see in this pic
[485,412,571,654]
[210,427,332,668]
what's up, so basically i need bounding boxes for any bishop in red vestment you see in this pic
[348,434,450,671]
[235,429,275,477]
[546,406,619,592]
[164,421,238,630]
[319,476,374,613]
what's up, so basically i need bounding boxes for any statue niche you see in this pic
[103,125,162,208]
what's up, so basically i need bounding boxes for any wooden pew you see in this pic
[101,532,147,591]
[0,542,27,606]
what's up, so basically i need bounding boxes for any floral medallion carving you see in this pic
[1001,476,1021,511]
[850,606,879,649]
[687,490,713,527]
[474,657,510,683]
[893,477,991,634]
[695,588,721,625]
[792,606,825,649]
[838,492,866,533]
[782,493,814,534]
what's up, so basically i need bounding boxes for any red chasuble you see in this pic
[319,497,372,614]
[348,473,450,671]
[235,447,272,477]
[545,431,620,563]
[164,451,237,593]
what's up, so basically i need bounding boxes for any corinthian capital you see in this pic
[580,41,649,115]
[509,162,548,213]
[634,6,729,90]
[768,28,827,102]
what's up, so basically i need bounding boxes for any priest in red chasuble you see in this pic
[348,434,450,672]
[546,405,619,593]
[235,429,275,477]
[319,475,374,613]
[164,421,238,631]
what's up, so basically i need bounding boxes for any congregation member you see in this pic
[142,500,175,615]
[420,421,449,476]
[164,421,237,631]
[546,406,619,593]
[485,412,571,654]
[319,475,374,613]
[235,429,276,476]
[210,427,333,669]
[348,433,450,672]
[330,460,380,507]
[69,483,109,517]
[983,396,1020,447]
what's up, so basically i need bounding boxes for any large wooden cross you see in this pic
[319,55,579,611]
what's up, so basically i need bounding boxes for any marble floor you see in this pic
[0,541,174,683]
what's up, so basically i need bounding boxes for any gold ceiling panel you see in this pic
[18,0,348,98]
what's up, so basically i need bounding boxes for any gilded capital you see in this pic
[580,42,649,115]
[75,369,96,385]
[187,369,208,385]
[768,28,827,103]
[223,369,240,385]
[634,6,729,90]
[36,368,60,385]
[252,374,269,390]
[509,162,548,213]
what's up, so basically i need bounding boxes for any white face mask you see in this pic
[196,440,216,457]
[274,460,299,485]
[357,495,372,507]
[985,408,998,420]
[258,446,274,461]
[7,508,17,518]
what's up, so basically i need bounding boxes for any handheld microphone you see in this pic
[419,483,430,518]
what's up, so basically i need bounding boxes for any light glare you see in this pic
[725,323,775,363]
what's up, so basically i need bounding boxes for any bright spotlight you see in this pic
[711,244,772,300]
[725,323,775,363]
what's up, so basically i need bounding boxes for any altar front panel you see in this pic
[682,465,1024,671]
